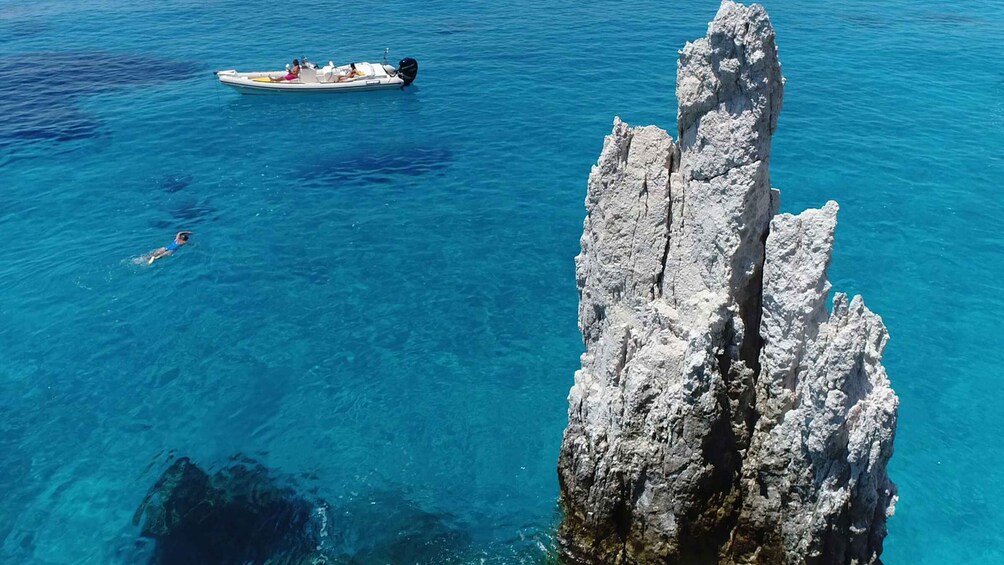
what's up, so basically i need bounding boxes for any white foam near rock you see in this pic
[557,2,898,563]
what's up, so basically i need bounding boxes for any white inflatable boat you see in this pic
[216,57,418,94]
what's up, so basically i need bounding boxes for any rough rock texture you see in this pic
[557,2,898,564]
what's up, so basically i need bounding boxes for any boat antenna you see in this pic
[383,48,389,64]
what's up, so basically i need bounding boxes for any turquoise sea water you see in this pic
[1,0,1002,562]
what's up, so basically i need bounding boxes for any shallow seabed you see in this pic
[1,0,1001,562]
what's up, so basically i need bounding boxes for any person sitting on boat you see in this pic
[337,63,361,82]
[270,59,300,82]
[148,231,192,264]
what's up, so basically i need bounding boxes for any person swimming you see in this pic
[148,231,192,264]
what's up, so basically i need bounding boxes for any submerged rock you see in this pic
[133,456,472,564]
[0,52,199,153]
[133,456,326,565]
[557,2,898,564]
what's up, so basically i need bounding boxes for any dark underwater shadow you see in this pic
[297,145,452,189]
[158,174,193,194]
[133,455,473,564]
[0,52,201,160]
[145,196,220,230]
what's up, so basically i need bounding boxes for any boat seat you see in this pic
[317,66,338,83]
[299,67,317,83]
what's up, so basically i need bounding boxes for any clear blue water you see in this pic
[1,0,1002,562]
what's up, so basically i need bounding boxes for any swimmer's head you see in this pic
[179,233,190,242]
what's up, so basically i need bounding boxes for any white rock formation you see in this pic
[558,2,898,564]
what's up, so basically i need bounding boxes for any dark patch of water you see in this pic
[163,198,217,224]
[134,456,471,564]
[0,52,200,155]
[0,18,49,39]
[299,145,452,187]
[158,174,193,194]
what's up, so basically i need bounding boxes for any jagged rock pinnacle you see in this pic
[557,2,897,563]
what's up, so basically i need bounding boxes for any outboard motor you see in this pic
[397,58,418,87]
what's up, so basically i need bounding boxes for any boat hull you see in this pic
[216,69,405,95]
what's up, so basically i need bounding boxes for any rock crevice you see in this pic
[558,2,898,564]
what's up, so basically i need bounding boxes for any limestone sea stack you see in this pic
[557,2,899,564]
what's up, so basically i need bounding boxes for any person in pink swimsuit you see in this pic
[270,59,300,82]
